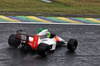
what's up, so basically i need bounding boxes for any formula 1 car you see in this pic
[8,28,78,57]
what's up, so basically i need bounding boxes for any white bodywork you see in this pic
[29,29,67,51]
[41,38,56,50]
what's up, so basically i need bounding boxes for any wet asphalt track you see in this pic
[0,23,100,66]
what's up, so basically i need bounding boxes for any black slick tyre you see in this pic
[67,39,78,52]
[20,44,32,53]
[37,43,50,57]
[8,34,21,48]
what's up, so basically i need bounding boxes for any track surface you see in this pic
[0,23,100,66]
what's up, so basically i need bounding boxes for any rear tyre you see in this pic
[20,44,32,53]
[37,43,50,57]
[67,39,78,52]
[8,34,21,48]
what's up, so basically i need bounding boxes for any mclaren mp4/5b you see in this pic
[8,28,78,57]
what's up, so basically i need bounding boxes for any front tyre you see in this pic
[37,43,50,57]
[67,39,78,52]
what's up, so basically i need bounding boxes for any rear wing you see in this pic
[16,30,35,44]
[17,30,34,37]
[16,30,40,49]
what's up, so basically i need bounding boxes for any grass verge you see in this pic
[0,0,100,16]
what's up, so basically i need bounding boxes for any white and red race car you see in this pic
[8,28,78,57]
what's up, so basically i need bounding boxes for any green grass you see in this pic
[0,0,100,16]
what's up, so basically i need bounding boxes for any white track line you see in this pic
[0,22,100,26]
